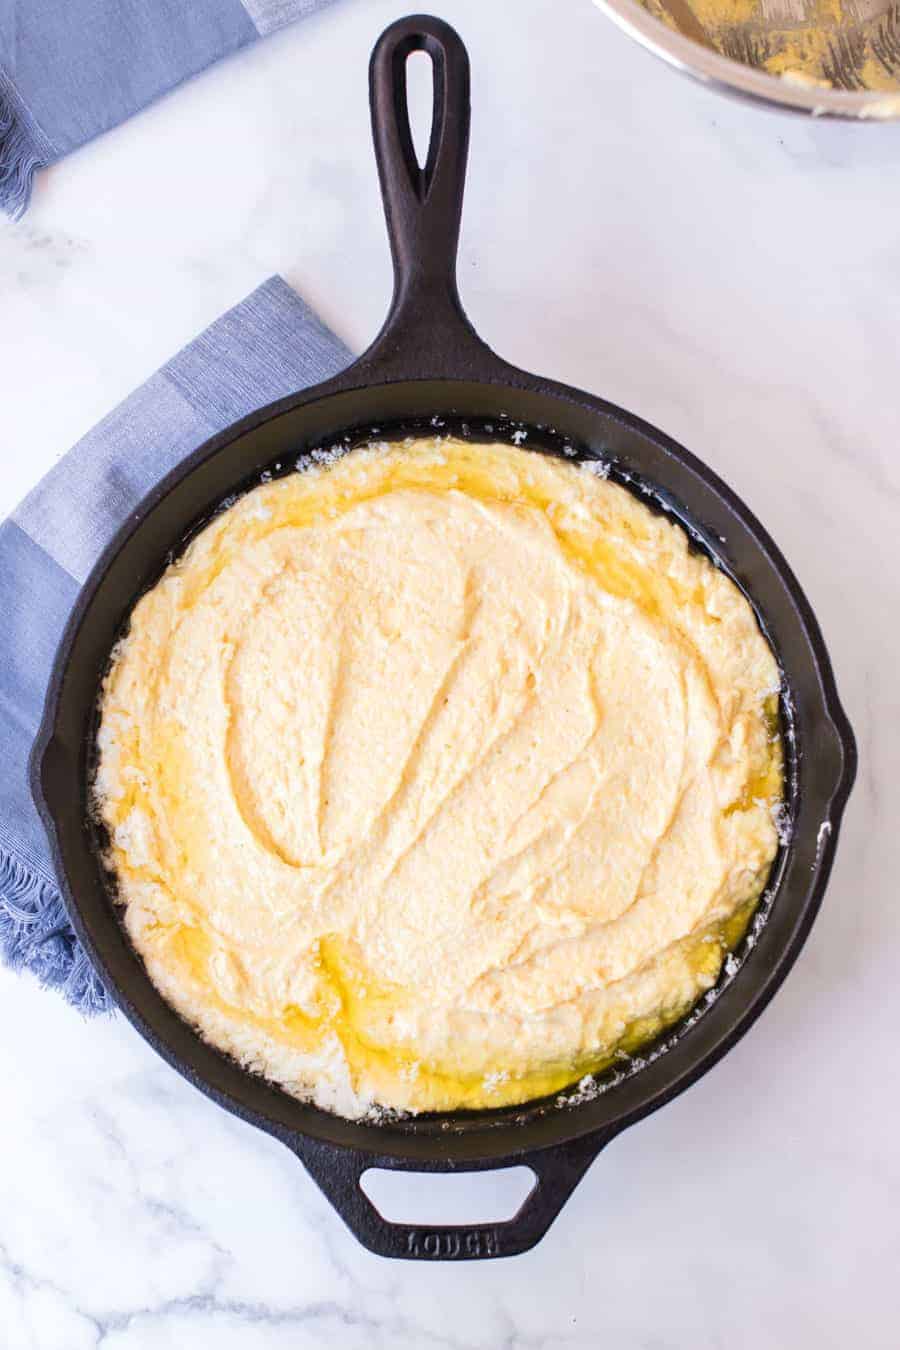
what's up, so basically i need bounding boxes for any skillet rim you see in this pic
[30,360,857,1166]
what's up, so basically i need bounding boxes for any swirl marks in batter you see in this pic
[95,439,782,1117]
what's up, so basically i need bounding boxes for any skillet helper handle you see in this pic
[294,1135,604,1261]
[357,13,498,381]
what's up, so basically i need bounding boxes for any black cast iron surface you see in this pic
[31,14,855,1260]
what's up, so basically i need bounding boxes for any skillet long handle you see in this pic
[372,14,470,303]
[356,14,505,383]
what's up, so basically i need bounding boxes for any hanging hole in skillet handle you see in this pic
[404,48,436,172]
[293,1134,606,1260]
[355,14,511,385]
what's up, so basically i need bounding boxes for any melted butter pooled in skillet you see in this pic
[95,439,783,1118]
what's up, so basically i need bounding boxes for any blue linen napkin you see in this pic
[0,276,352,1011]
[0,0,335,218]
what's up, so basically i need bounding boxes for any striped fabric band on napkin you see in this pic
[0,0,335,218]
[0,276,351,1011]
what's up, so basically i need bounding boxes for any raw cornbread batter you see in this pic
[95,438,783,1117]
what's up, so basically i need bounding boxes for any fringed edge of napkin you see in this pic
[0,73,52,220]
[0,848,111,1013]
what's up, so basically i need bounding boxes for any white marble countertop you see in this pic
[2,0,898,1345]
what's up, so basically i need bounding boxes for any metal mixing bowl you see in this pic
[594,0,900,118]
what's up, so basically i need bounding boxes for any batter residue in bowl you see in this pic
[95,438,783,1118]
[638,0,900,92]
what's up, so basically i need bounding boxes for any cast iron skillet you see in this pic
[32,14,855,1261]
